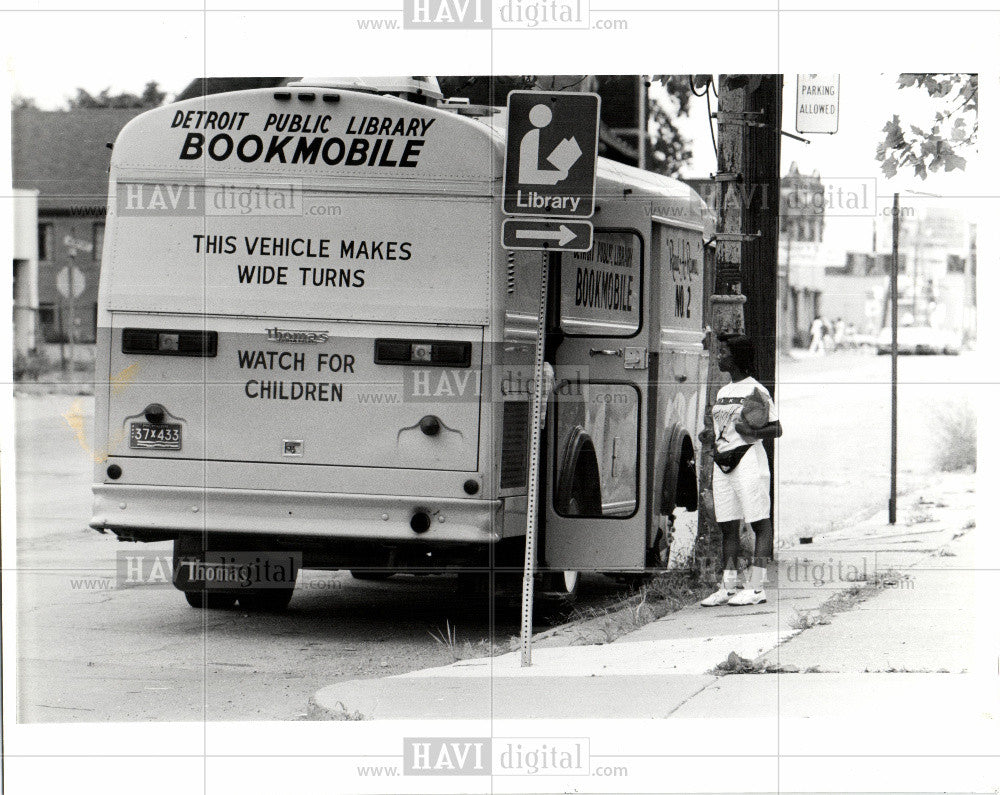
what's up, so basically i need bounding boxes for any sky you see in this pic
[10,59,980,226]
[3,12,980,254]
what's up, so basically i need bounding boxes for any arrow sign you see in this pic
[515,224,580,247]
[502,219,593,252]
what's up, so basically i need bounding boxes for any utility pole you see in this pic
[889,193,900,525]
[695,75,783,581]
[781,223,793,354]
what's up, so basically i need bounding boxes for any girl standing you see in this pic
[698,334,782,606]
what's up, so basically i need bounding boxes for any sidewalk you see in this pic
[310,475,986,727]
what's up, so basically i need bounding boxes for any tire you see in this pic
[546,570,579,599]
[555,426,602,517]
[538,569,579,608]
[660,425,698,516]
[237,587,296,612]
[184,591,237,609]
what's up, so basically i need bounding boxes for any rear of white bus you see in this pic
[89,85,506,606]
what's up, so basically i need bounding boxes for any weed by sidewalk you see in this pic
[429,619,518,662]
[544,572,712,647]
[711,650,815,675]
[932,397,976,472]
[712,569,910,676]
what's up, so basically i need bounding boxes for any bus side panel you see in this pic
[91,322,115,482]
[653,223,707,568]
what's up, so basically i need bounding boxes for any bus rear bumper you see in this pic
[91,484,501,545]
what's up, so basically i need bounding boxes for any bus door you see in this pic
[544,230,648,572]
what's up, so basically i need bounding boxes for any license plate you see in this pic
[129,422,182,450]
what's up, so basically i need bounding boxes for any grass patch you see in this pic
[428,620,460,661]
[560,571,711,646]
[784,578,889,633]
[333,701,365,721]
[429,620,518,662]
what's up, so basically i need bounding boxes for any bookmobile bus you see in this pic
[90,77,712,610]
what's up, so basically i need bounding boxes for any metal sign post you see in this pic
[67,250,77,372]
[59,231,91,373]
[502,89,598,666]
[520,254,549,667]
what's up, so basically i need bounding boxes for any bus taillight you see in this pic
[121,328,218,357]
[373,339,471,367]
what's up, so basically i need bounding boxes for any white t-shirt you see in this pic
[711,377,779,454]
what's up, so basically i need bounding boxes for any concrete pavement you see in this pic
[310,473,989,727]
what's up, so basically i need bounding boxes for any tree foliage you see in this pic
[646,75,694,177]
[875,73,977,180]
[66,81,167,109]
[11,94,38,110]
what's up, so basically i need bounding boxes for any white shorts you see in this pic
[713,445,772,523]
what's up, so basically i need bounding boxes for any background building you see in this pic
[824,206,975,343]
[779,162,833,349]
[12,107,145,346]
[13,188,39,357]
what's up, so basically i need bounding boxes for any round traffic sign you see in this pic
[56,265,86,298]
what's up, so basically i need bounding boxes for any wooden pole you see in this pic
[695,75,782,580]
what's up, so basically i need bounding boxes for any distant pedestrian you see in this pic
[698,334,783,606]
[808,316,825,355]
[822,317,835,352]
[834,317,846,350]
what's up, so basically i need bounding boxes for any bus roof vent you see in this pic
[289,76,444,104]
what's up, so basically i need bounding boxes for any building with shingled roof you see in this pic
[13,107,145,344]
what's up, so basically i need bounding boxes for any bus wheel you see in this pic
[540,570,579,602]
[350,570,394,581]
[184,591,237,609]
[237,588,295,612]
[555,570,579,598]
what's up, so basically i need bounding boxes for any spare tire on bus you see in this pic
[659,424,698,516]
[554,426,603,517]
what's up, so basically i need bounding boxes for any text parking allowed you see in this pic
[502,219,593,253]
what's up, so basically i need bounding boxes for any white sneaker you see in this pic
[727,587,767,606]
[700,586,736,606]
